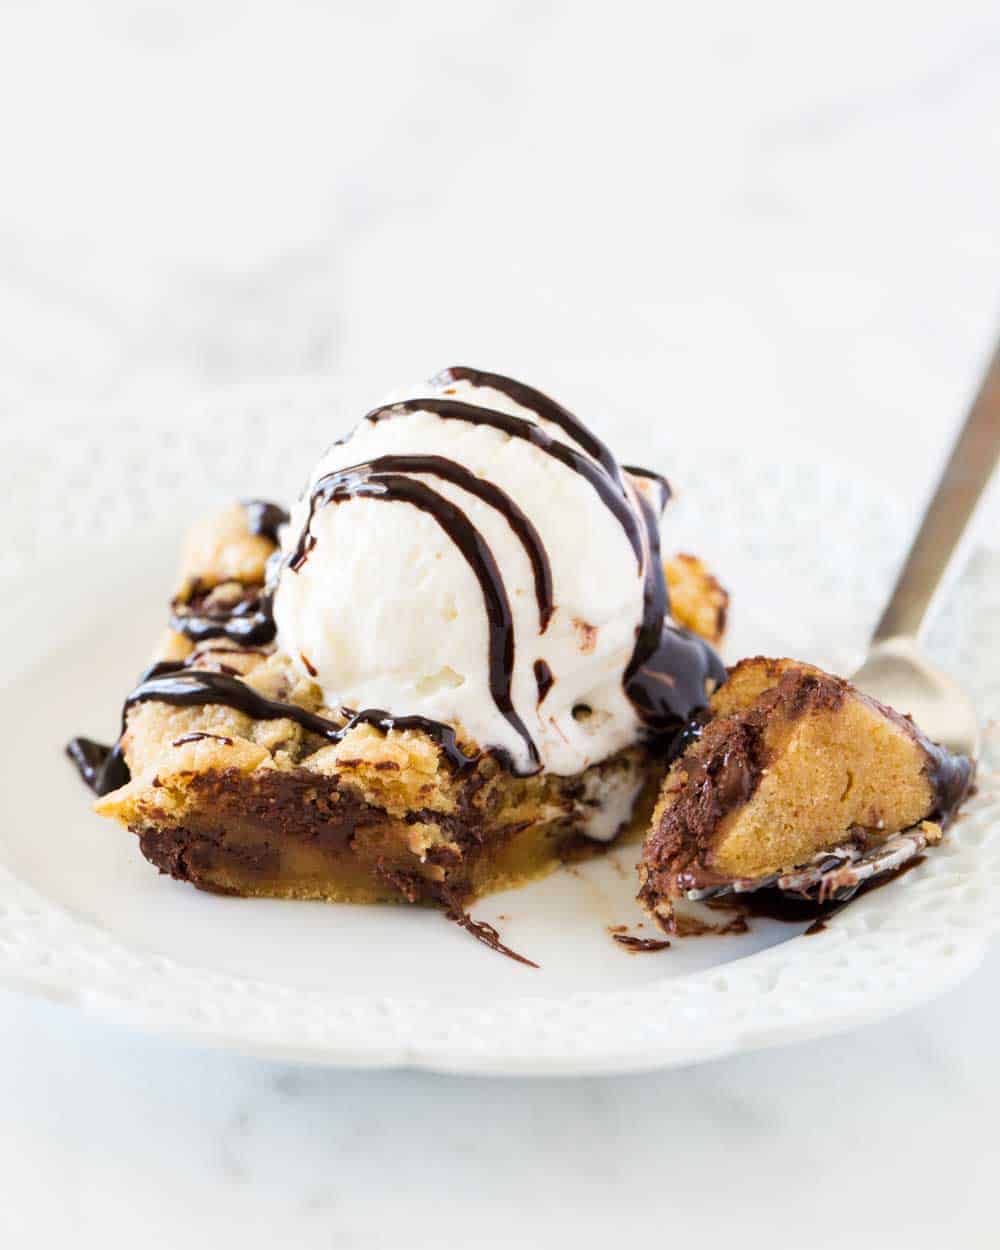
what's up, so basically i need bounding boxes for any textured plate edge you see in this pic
[0,924,988,1077]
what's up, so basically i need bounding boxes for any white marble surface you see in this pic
[1,2,999,1246]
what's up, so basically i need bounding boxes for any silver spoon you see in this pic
[685,343,999,906]
[852,341,1000,759]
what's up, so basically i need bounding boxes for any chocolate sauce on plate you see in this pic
[612,933,671,952]
[67,659,187,796]
[443,905,540,967]
[709,854,929,936]
[438,887,539,966]
[65,738,117,794]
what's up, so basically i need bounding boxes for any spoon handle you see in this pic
[872,342,1000,644]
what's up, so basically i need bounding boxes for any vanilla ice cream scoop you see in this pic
[272,367,723,776]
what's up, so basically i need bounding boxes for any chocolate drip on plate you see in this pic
[439,888,539,967]
[67,660,188,796]
[65,737,118,794]
[612,933,671,952]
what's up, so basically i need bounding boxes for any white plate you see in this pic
[1,384,997,1075]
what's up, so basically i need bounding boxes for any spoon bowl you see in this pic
[851,636,980,760]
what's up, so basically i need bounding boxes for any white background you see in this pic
[1,2,999,1247]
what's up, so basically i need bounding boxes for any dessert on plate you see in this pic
[69,367,727,942]
[68,368,975,957]
[638,657,973,931]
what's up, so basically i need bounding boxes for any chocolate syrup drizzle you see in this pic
[432,366,622,482]
[67,662,483,797]
[169,590,277,647]
[292,455,554,630]
[364,398,644,569]
[622,464,672,513]
[242,499,290,543]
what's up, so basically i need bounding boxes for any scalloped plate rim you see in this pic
[0,413,996,1075]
